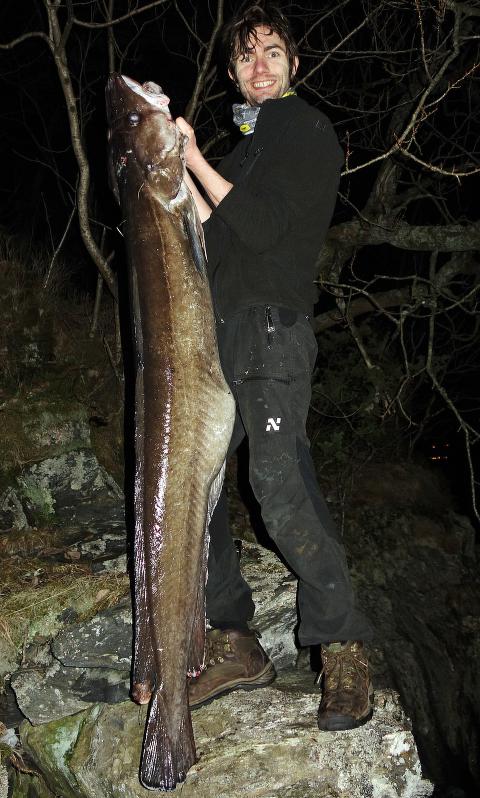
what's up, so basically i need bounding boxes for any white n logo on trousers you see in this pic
[266,417,281,432]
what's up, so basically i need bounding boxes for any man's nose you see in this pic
[252,55,269,75]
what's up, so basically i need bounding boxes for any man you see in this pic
[176,2,373,732]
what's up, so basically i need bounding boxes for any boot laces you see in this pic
[319,644,369,694]
[205,632,233,666]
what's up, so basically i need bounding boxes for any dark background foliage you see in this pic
[1,0,479,525]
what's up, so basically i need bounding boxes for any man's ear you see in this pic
[228,67,237,85]
[291,56,299,80]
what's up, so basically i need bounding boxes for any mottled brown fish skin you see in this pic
[106,74,235,791]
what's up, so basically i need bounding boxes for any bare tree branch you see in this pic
[313,289,411,334]
[73,0,170,29]
[44,0,116,296]
[0,31,52,50]
[185,0,224,123]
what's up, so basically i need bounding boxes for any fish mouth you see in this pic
[122,75,171,112]
[107,73,173,118]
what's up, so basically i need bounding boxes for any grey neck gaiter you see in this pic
[232,89,296,135]
[232,103,260,135]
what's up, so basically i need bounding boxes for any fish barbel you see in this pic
[106,74,235,790]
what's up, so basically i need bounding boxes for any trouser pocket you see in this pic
[232,305,315,385]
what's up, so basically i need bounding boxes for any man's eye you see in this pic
[240,53,252,62]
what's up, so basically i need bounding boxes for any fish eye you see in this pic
[128,111,140,126]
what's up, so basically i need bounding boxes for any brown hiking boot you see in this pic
[317,641,373,731]
[188,628,276,709]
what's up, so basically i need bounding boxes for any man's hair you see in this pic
[222,2,298,81]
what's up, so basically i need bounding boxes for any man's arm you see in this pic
[176,116,233,210]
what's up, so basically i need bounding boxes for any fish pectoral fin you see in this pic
[182,206,207,277]
[140,689,196,790]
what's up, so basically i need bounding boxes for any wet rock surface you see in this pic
[51,600,132,670]
[0,403,478,797]
[1,448,125,531]
[0,403,96,532]
[0,765,7,798]
[11,662,130,725]
[11,687,432,798]
[233,542,298,669]
[9,545,297,726]
[9,602,132,725]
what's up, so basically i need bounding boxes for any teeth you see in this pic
[253,80,275,88]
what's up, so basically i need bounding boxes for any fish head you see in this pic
[106,74,186,204]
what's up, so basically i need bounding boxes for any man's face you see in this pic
[229,26,298,107]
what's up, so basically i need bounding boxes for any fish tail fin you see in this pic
[140,689,196,791]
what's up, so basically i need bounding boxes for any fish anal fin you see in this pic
[187,461,227,677]
[207,461,226,527]
[187,543,207,678]
[131,359,156,704]
[140,689,196,791]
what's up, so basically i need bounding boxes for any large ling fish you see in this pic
[106,74,235,790]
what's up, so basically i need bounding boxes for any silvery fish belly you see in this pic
[106,74,235,791]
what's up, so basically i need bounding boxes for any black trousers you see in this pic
[206,305,372,646]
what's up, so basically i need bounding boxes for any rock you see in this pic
[10,606,133,725]
[4,453,479,794]
[14,449,124,528]
[51,600,131,671]
[10,660,130,725]
[10,546,297,725]
[15,710,86,798]
[92,552,127,573]
[14,686,432,798]
[8,771,54,798]
[0,488,29,532]
[0,639,20,693]
[21,407,91,455]
[0,726,19,750]
[240,541,298,669]
[0,679,25,728]
[0,397,91,484]
[0,763,7,798]
[62,530,127,563]
[0,723,16,798]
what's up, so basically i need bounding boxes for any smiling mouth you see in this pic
[252,80,276,89]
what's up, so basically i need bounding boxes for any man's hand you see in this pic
[176,117,200,169]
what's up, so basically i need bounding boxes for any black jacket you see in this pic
[203,94,343,319]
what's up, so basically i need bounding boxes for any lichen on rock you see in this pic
[13,686,433,798]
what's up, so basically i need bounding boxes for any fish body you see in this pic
[106,74,235,790]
